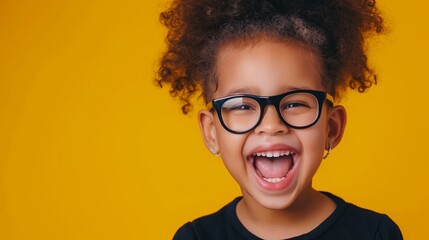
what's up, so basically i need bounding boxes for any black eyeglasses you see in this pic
[207,89,334,134]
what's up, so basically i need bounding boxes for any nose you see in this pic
[254,105,289,135]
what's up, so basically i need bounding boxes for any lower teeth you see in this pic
[263,177,285,183]
[256,169,287,183]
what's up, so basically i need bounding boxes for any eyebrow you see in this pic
[224,87,260,96]
[224,86,308,97]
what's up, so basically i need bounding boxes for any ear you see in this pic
[198,109,219,152]
[326,105,347,149]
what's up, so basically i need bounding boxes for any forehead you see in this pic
[214,39,324,98]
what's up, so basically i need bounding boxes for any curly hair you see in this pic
[156,0,384,114]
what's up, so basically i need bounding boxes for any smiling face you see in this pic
[199,39,346,211]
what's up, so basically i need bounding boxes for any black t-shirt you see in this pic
[173,192,403,240]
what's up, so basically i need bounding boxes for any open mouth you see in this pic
[249,151,296,184]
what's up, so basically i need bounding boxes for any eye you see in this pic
[222,97,258,111]
[283,102,311,109]
[229,103,255,111]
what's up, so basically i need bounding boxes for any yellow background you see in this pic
[0,0,428,239]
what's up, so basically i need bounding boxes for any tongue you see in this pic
[254,156,293,178]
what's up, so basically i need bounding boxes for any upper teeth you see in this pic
[253,151,294,158]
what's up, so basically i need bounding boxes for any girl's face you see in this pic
[199,40,346,210]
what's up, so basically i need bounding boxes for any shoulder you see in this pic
[173,222,197,240]
[172,197,246,240]
[342,202,403,240]
[320,192,403,240]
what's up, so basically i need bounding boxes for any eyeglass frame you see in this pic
[207,89,334,134]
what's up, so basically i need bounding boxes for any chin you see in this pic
[246,187,300,211]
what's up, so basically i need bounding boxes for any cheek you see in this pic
[298,121,328,164]
[213,117,246,154]
[214,124,249,177]
[216,128,247,158]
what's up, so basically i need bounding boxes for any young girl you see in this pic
[156,0,403,239]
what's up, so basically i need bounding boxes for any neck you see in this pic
[236,187,335,239]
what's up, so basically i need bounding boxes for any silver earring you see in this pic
[323,142,332,159]
[209,147,221,158]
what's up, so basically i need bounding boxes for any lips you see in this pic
[247,146,299,191]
